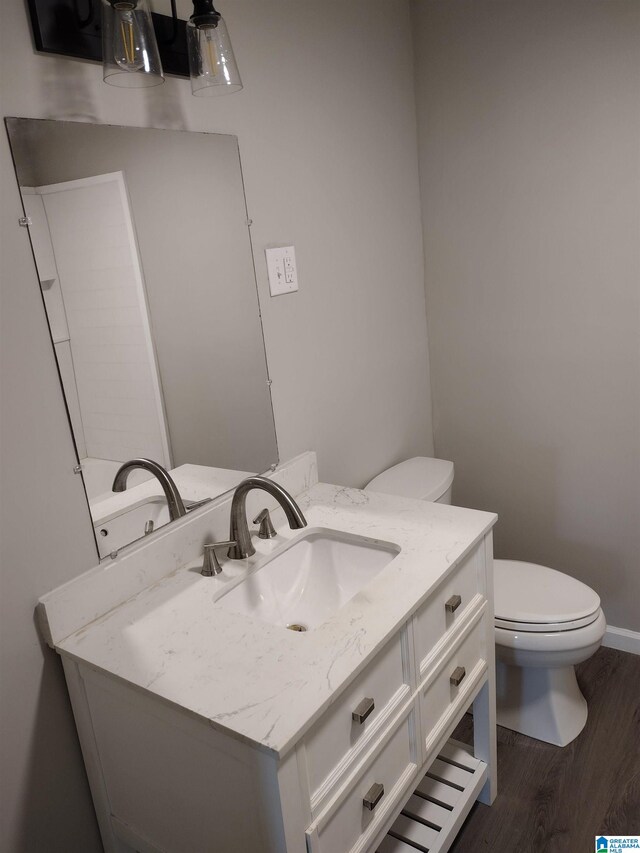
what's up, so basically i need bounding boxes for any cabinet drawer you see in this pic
[305,632,408,807]
[414,542,483,674]
[420,614,486,746]
[306,711,418,853]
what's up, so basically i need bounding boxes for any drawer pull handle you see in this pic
[445,594,462,613]
[450,665,466,687]
[363,782,384,811]
[352,697,375,724]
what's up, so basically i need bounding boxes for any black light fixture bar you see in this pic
[26,0,190,78]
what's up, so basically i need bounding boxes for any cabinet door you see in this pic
[306,710,419,853]
[420,610,488,752]
[304,631,410,811]
[414,542,484,677]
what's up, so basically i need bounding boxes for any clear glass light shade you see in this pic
[187,16,242,96]
[102,0,164,88]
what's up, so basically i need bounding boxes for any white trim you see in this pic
[114,172,173,469]
[603,625,640,656]
[35,172,172,469]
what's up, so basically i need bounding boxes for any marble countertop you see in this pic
[57,482,496,759]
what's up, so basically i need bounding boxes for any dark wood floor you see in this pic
[449,647,640,853]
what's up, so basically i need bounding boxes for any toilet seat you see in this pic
[493,559,601,633]
[494,611,601,632]
[494,608,606,656]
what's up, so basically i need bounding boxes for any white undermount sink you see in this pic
[216,528,400,631]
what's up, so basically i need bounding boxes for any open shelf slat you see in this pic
[378,739,487,853]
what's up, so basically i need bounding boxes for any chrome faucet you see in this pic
[228,475,307,559]
[112,458,187,521]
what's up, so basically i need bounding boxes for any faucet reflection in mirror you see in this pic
[112,458,187,520]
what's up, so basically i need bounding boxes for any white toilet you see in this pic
[364,457,606,747]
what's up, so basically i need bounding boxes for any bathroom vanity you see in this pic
[38,452,497,853]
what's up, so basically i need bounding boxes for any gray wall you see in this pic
[412,0,640,631]
[0,0,432,849]
[0,121,104,852]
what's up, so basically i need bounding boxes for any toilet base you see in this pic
[495,660,588,747]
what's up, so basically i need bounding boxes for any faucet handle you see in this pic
[253,508,277,540]
[201,541,236,577]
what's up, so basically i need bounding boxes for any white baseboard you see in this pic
[603,625,640,656]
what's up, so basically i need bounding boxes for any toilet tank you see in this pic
[364,457,454,504]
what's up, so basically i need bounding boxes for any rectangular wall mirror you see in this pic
[6,117,278,558]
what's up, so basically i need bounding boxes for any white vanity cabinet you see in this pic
[59,534,495,853]
[38,456,497,853]
[298,535,495,853]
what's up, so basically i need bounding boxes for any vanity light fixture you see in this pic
[101,0,164,87]
[186,0,242,96]
[26,0,242,95]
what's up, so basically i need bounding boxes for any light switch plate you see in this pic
[265,246,298,296]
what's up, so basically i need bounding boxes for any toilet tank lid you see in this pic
[494,560,601,625]
[364,457,454,502]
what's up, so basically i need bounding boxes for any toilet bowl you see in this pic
[364,457,606,747]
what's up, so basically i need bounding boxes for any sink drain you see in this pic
[286,623,308,632]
